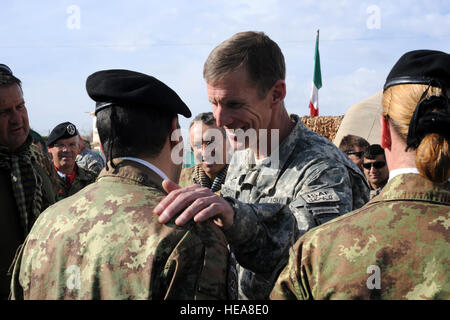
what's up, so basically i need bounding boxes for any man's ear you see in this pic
[270,80,286,107]
[169,116,182,149]
[380,115,391,150]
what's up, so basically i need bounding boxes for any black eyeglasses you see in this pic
[363,161,386,170]
[345,151,364,158]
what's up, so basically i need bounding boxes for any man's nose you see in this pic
[9,108,22,124]
[214,106,232,128]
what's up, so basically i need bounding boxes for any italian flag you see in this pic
[309,30,322,117]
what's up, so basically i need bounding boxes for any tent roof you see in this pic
[333,91,383,147]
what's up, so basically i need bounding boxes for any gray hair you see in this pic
[189,112,226,135]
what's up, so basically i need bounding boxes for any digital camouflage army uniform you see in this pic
[270,173,450,300]
[53,165,97,201]
[76,147,105,175]
[221,114,370,299]
[10,159,235,300]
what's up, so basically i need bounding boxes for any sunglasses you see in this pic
[363,161,386,170]
[345,151,364,158]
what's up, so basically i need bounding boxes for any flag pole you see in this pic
[309,29,322,117]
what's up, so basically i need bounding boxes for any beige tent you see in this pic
[333,91,383,147]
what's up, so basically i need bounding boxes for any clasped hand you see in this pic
[153,180,235,230]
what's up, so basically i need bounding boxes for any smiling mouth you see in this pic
[10,127,23,134]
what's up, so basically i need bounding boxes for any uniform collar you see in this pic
[120,157,169,181]
[372,173,450,204]
[388,167,419,182]
[98,158,167,192]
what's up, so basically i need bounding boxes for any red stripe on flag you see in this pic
[309,101,318,117]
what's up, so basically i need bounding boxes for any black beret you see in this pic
[0,64,13,75]
[86,69,191,118]
[48,122,79,147]
[384,50,450,91]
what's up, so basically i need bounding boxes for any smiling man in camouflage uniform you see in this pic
[10,69,235,300]
[154,31,370,299]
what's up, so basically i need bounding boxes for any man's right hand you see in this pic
[153,180,235,230]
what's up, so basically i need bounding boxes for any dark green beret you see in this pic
[384,50,450,91]
[86,69,191,118]
[47,122,78,147]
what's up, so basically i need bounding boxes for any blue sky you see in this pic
[1,0,449,137]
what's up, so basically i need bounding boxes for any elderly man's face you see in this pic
[48,136,79,172]
[189,121,228,178]
[206,67,274,151]
[0,84,30,151]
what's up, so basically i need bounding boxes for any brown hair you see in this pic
[382,84,450,184]
[339,134,370,153]
[203,31,285,98]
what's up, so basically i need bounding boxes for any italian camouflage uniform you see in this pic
[271,173,450,300]
[10,159,235,300]
[53,165,97,201]
[179,165,195,188]
[76,148,105,175]
[221,114,370,299]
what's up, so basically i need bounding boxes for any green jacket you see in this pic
[178,165,195,188]
[0,143,55,299]
[11,159,234,300]
[271,173,450,300]
[53,164,97,201]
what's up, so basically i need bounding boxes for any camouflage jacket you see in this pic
[76,148,105,175]
[0,142,55,299]
[53,165,97,201]
[179,165,195,188]
[28,144,57,212]
[10,159,234,300]
[221,114,370,299]
[271,173,450,300]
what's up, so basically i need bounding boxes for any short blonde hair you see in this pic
[203,31,285,98]
[382,84,450,184]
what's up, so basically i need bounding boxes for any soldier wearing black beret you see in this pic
[47,121,97,201]
[271,49,450,300]
[11,69,235,300]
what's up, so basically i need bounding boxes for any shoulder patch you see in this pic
[302,188,340,204]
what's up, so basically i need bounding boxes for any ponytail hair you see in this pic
[382,84,450,184]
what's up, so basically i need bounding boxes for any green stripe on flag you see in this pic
[313,30,322,89]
